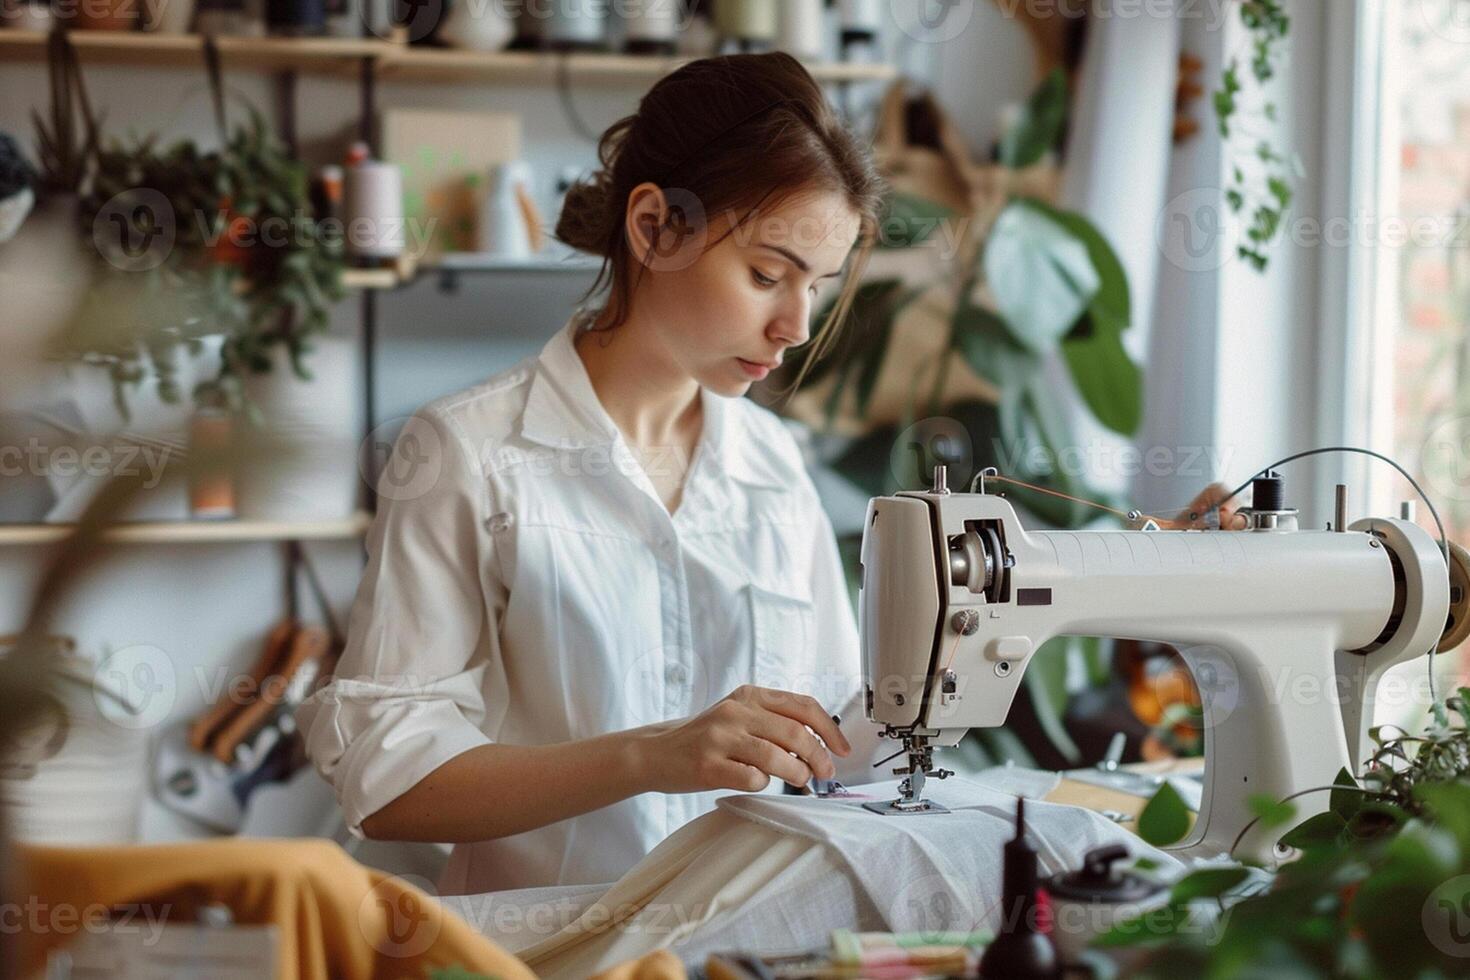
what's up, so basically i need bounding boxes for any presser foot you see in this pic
[863,736,954,816]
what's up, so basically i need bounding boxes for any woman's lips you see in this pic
[738,358,772,380]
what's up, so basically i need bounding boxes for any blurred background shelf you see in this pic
[341,252,603,290]
[0,31,897,84]
[0,512,373,545]
[0,30,383,73]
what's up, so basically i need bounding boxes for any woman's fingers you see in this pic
[729,732,814,788]
[1178,482,1239,529]
[740,686,852,756]
[709,759,769,793]
[747,709,836,780]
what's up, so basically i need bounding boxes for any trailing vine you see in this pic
[1214,0,1297,272]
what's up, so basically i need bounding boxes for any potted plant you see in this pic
[60,106,346,423]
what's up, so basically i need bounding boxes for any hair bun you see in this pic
[555,171,617,257]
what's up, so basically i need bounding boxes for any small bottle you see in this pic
[978,798,1063,979]
[189,406,236,521]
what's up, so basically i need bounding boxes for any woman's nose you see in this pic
[771,293,812,349]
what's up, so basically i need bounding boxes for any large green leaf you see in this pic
[999,68,1068,169]
[984,200,1101,354]
[1060,319,1143,436]
[1021,198,1131,331]
[793,277,909,393]
[951,301,1038,447]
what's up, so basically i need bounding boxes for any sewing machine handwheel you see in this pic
[1437,541,1470,653]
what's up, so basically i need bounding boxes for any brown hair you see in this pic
[555,52,886,388]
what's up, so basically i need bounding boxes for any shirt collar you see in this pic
[521,316,786,490]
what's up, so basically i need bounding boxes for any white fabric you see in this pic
[297,314,865,895]
[444,772,1177,980]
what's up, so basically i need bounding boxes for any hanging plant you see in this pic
[1214,0,1298,272]
[61,107,344,422]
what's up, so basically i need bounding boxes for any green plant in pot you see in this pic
[61,105,345,422]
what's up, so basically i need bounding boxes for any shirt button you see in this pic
[666,664,687,685]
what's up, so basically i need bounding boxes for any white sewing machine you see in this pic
[858,465,1461,862]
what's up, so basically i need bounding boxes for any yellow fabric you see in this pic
[14,837,685,980]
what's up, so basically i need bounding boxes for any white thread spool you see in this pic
[343,159,405,260]
[777,0,826,58]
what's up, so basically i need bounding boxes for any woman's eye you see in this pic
[751,269,778,288]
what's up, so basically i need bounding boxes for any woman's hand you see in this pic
[1176,482,1242,529]
[634,685,852,795]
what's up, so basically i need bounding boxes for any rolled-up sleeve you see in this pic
[297,407,497,838]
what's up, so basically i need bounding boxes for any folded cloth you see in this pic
[12,837,686,980]
[449,769,1167,980]
[719,775,1178,934]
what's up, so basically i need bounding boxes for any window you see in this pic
[1367,0,1470,704]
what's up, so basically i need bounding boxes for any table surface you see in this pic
[1045,757,1205,832]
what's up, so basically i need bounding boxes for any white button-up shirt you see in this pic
[298,315,863,895]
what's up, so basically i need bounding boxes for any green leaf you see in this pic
[1278,811,1346,851]
[1020,199,1130,331]
[951,301,1038,447]
[999,68,1068,169]
[1168,866,1250,903]
[1023,638,1082,765]
[984,200,1101,354]
[794,278,908,392]
[1413,781,1470,850]
[1247,794,1297,830]
[1329,767,1362,822]
[1060,318,1143,436]
[878,192,955,249]
[1137,782,1192,847]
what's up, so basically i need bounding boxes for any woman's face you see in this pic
[623,185,862,398]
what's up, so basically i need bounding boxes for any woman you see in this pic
[299,50,1241,897]
[298,52,888,896]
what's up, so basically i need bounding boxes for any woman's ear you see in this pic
[623,182,709,274]
[623,182,667,266]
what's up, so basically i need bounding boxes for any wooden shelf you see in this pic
[0,30,382,73]
[340,268,402,290]
[373,46,898,84]
[0,511,373,545]
[0,31,897,84]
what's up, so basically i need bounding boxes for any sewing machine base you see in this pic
[861,799,950,816]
